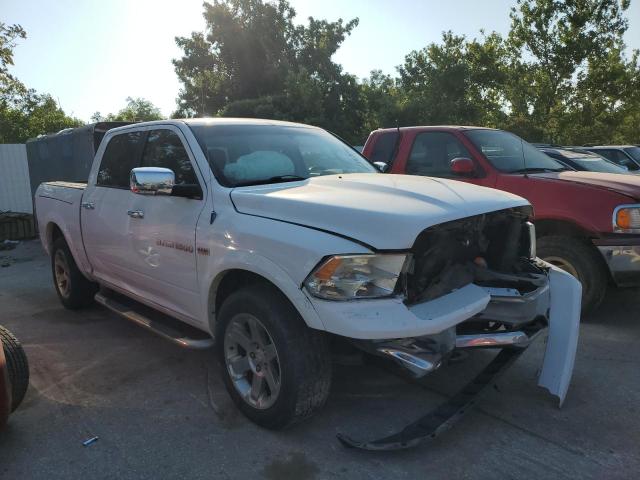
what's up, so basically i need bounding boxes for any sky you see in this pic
[3,0,640,122]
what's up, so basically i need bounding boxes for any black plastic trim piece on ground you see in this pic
[336,347,525,451]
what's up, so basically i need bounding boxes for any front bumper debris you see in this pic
[537,265,581,406]
[337,263,581,451]
[337,345,532,451]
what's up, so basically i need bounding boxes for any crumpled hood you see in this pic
[534,171,640,200]
[230,173,529,249]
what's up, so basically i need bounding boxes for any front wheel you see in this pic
[215,283,331,430]
[537,235,608,314]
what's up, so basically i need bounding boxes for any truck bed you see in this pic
[35,181,88,273]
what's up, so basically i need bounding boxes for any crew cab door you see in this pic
[126,127,207,321]
[81,130,146,290]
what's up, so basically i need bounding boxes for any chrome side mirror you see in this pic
[130,167,175,195]
[373,161,389,172]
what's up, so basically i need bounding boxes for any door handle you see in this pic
[81,202,95,210]
[127,210,144,219]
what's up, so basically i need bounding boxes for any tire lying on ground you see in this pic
[215,283,332,430]
[51,236,98,309]
[537,235,608,314]
[0,325,29,412]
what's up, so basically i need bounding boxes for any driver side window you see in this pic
[406,132,471,177]
[141,129,200,185]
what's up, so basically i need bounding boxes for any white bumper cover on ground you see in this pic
[538,264,582,406]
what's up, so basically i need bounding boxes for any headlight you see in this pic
[613,205,640,233]
[304,254,409,300]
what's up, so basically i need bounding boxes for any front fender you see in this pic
[202,251,325,334]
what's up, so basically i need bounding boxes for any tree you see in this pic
[170,0,640,145]
[0,23,27,102]
[0,23,81,143]
[506,0,632,141]
[393,31,510,129]
[561,47,640,144]
[92,97,163,123]
[173,0,364,142]
[91,97,164,122]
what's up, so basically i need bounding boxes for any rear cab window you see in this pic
[96,131,145,188]
[369,131,399,166]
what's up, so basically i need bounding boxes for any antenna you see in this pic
[521,137,528,176]
[388,119,401,167]
[200,79,205,117]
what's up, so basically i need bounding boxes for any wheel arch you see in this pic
[535,218,593,240]
[206,267,324,336]
[43,220,94,281]
[45,222,65,251]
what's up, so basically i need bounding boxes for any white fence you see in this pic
[0,144,32,214]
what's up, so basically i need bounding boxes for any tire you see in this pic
[537,235,608,314]
[215,283,331,430]
[51,237,97,309]
[0,326,29,412]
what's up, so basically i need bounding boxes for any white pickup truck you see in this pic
[35,119,581,449]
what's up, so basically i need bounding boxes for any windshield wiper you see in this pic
[234,175,307,187]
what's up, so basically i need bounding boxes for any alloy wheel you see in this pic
[224,313,281,410]
[54,250,71,299]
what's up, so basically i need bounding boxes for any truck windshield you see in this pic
[464,129,567,173]
[188,124,376,187]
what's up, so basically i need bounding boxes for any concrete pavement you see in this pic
[1,240,638,479]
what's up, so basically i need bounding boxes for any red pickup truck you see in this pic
[363,126,640,312]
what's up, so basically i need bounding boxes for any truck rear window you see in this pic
[369,131,399,165]
[97,132,145,188]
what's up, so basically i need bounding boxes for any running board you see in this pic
[336,347,525,451]
[95,291,214,349]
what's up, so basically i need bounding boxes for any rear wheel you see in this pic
[51,237,97,309]
[0,326,29,412]
[537,235,608,314]
[215,283,331,429]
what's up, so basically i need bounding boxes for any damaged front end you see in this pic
[341,207,581,450]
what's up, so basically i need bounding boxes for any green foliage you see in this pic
[0,22,82,143]
[92,97,164,123]
[0,92,82,143]
[6,2,640,146]
[173,0,364,143]
[505,0,634,142]
[174,0,639,146]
